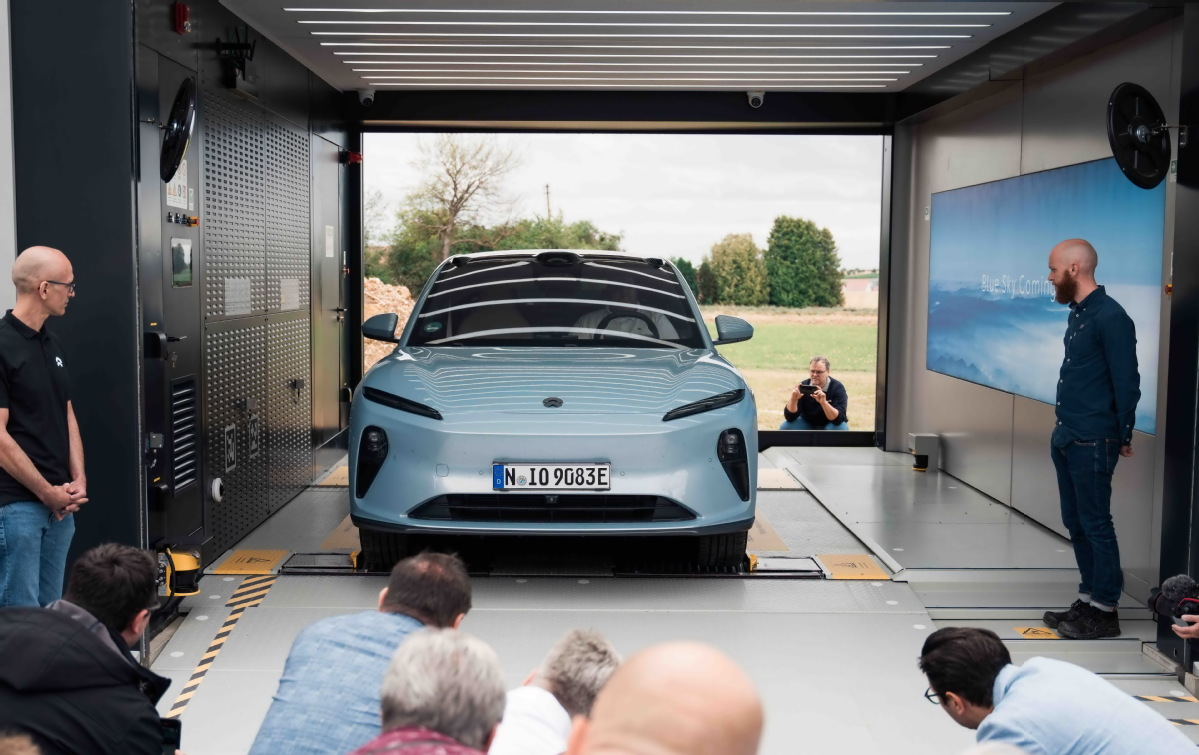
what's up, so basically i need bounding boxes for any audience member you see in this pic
[919,627,1193,754]
[0,543,173,755]
[250,552,472,755]
[780,356,848,430]
[348,628,505,755]
[0,732,41,755]
[1173,612,1199,639]
[564,641,762,755]
[958,745,1030,755]
[489,629,622,755]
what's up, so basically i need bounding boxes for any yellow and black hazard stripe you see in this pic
[226,575,276,608]
[1138,695,1199,703]
[165,576,277,719]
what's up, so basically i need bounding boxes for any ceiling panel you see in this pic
[221,1,1057,93]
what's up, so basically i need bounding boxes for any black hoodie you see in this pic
[0,605,172,755]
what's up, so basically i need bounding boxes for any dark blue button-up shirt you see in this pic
[1051,286,1140,448]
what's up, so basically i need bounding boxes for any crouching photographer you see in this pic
[1147,574,1199,639]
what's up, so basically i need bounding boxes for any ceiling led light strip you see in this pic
[363,82,888,88]
[321,43,952,50]
[285,7,1010,16]
[353,69,914,75]
[336,53,937,59]
[301,21,989,28]
[314,33,973,39]
[347,63,922,68]
[362,75,898,82]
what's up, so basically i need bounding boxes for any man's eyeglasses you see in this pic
[924,687,943,705]
[45,280,77,294]
[809,369,827,376]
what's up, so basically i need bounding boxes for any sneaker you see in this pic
[1058,604,1120,640]
[1043,599,1087,629]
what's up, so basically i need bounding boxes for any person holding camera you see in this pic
[780,356,848,430]
[0,543,180,755]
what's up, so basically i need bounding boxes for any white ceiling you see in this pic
[222,1,1057,93]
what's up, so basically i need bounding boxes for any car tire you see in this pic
[360,528,412,572]
[695,530,749,569]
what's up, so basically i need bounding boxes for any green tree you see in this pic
[383,207,443,291]
[764,217,843,308]
[365,247,391,283]
[671,257,698,297]
[696,260,717,304]
[492,214,622,251]
[706,233,769,306]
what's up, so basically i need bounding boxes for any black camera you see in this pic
[1148,574,1199,627]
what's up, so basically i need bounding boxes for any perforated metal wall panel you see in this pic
[204,320,269,556]
[202,86,266,320]
[267,314,313,513]
[265,115,311,314]
[199,84,317,557]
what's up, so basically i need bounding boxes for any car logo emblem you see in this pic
[543,397,563,408]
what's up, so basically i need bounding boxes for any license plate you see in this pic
[493,463,610,491]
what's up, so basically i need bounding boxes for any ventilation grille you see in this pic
[171,378,199,491]
[409,494,696,524]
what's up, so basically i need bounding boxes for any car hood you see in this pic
[362,347,746,416]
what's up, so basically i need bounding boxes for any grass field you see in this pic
[703,306,879,431]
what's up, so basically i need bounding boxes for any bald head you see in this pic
[1048,239,1098,278]
[570,641,763,755]
[12,246,70,295]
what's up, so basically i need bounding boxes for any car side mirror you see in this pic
[363,313,400,343]
[712,315,753,346]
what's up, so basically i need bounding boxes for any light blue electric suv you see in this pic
[350,249,756,569]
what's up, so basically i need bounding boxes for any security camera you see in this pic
[358,89,376,108]
[747,90,765,109]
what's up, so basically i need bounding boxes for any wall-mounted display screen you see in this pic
[927,157,1164,434]
[171,238,193,288]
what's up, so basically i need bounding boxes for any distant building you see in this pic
[841,277,879,309]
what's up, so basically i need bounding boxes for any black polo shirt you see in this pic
[0,310,72,506]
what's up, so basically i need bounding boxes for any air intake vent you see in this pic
[410,494,696,524]
[171,378,199,491]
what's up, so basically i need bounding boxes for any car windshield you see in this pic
[407,254,705,349]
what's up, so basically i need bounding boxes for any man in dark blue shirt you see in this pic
[1042,239,1139,640]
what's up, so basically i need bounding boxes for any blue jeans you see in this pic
[779,418,848,431]
[1051,439,1122,608]
[0,501,76,607]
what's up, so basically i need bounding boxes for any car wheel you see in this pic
[695,530,749,569]
[360,528,412,572]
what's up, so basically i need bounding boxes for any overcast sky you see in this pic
[364,132,884,270]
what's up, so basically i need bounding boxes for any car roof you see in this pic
[444,249,669,267]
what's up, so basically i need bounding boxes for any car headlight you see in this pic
[662,389,745,421]
[362,386,443,420]
[356,426,388,498]
[717,428,751,501]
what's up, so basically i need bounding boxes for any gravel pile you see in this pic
[363,277,415,371]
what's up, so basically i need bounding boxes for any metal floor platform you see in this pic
[151,449,1195,755]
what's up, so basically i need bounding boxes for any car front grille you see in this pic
[409,494,696,524]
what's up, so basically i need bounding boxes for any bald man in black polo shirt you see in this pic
[0,246,88,607]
